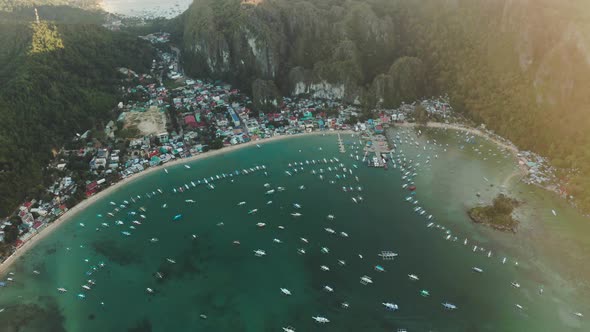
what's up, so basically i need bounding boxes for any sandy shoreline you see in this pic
[0,130,351,276]
[396,122,528,187]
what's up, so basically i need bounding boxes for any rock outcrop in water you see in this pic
[468,194,521,233]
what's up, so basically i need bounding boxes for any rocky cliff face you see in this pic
[179,0,407,105]
[179,0,590,116]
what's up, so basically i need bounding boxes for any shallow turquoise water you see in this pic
[0,132,587,331]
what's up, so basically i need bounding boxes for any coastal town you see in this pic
[0,32,571,266]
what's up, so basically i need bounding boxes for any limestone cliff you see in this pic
[177,0,590,210]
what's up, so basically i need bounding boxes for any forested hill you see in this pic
[0,0,100,12]
[0,14,154,216]
[177,0,590,211]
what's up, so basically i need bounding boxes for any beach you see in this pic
[0,129,587,332]
[0,130,351,276]
[397,122,528,187]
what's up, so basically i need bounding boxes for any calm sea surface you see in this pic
[100,0,192,18]
[0,130,588,332]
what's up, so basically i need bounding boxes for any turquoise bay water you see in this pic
[0,131,588,331]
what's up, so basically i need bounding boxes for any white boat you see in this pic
[57,288,67,293]
[515,304,524,310]
[320,265,330,271]
[282,326,296,332]
[256,222,266,228]
[321,247,329,254]
[164,168,168,174]
[280,288,291,296]
[273,238,282,244]
[237,201,246,206]
[352,197,358,203]
[300,237,309,243]
[291,213,302,217]
[325,228,335,234]
[150,238,159,243]
[340,232,349,237]
[254,249,266,257]
[82,285,91,290]
[184,165,191,169]
[574,312,583,318]
[408,274,419,281]
[146,288,154,294]
[552,209,557,216]
[166,258,176,264]
[338,260,346,266]
[293,203,302,209]
[442,302,457,310]
[472,267,484,273]
[327,214,335,220]
[360,276,373,285]
[312,316,330,323]
[297,248,306,255]
[266,189,275,195]
[341,302,349,309]
[266,200,273,205]
[248,209,258,215]
[323,285,333,292]
[511,282,521,288]
[502,257,507,264]
[382,302,399,311]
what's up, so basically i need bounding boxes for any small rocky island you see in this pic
[468,194,520,232]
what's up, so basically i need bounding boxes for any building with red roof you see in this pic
[184,114,198,128]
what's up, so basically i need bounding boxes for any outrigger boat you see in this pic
[442,302,457,310]
[312,316,330,324]
[253,249,266,257]
[360,276,373,285]
[382,302,399,311]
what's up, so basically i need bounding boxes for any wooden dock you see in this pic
[338,133,346,153]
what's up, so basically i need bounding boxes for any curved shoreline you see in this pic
[397,122,528,188]
[0,130,352,276]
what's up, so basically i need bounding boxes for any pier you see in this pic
[364,132,390,167]
[338,133,346,153]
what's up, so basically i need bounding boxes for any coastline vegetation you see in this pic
[468,194,520,232]
[0,15,154,216]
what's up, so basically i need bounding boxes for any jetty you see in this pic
[338,133,346,153]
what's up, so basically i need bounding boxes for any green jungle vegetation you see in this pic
[468,194,520,232]
[0,8,154,216]
[177,0,590,212]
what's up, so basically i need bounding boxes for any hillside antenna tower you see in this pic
[34,8,40,24]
